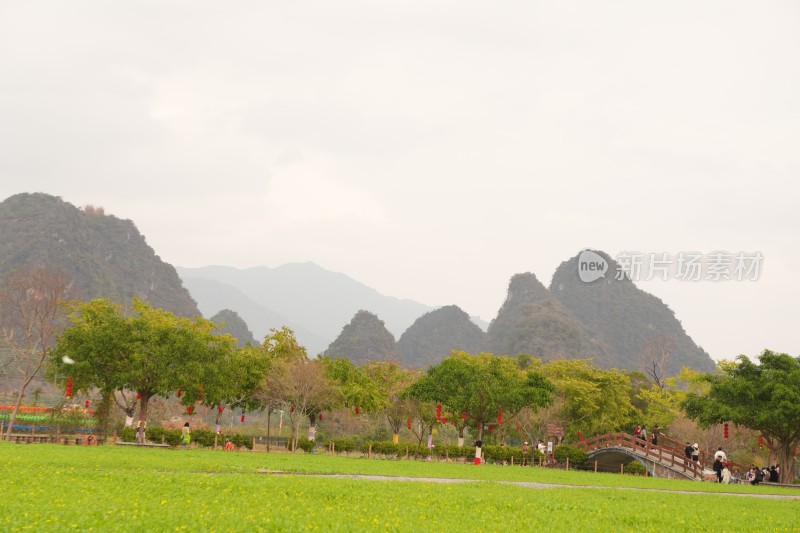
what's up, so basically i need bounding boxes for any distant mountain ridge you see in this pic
[177,263,434,355]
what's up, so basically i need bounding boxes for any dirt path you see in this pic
[257,470,800,500]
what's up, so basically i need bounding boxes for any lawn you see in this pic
[1,442,798,532]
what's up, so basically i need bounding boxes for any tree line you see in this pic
[2,268,798,483]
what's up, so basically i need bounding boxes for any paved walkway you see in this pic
[257,470,800,500]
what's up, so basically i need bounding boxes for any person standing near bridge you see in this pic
[714,447,727,463]
[684,442,693,467]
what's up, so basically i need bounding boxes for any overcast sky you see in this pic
[2,1,798,362]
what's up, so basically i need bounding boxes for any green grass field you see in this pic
[2,442,798,532]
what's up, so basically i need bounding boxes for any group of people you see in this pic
[684,444,782,485]
[181,422,235,450]
[520,440,548,466]
[683,441,701,467]
[743,465,780,485]
[634,424,659,446]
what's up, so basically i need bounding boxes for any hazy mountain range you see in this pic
[177,263,443,355]
[1,193,715,374]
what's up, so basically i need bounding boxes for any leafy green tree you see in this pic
[254,327,310,448]
[683,350,800,484]
[362,361,421,443]
[536,359,638,438]
[262,357,336,451]
[180,343,271,435]
[262,326,308,362]
[406,396,438,455]
[52,298,236,442]
[407,352,554,442]
[636,367,705,430]
[320,356,383,413]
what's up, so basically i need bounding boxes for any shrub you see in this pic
[230,434,252,450]
[117,426,251,449]
[296,438,316,453]
[553,444,588,465]
[330,439,356,453]
[624,461,647,476]
[433,445,472,460]
[120,427,135,442]
[482,445,510,464]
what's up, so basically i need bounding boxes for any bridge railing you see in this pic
[580,432,703,479]
[657,433,749,476]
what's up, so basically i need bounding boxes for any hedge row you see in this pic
[321,439,561,464]
[119,427,252,449]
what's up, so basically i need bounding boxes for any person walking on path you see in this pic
[692,443,700,466]
[181,422,191,449]
[522,442,529,466]
[650,424,659,446]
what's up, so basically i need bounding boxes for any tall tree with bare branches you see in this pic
[0,265,72,439]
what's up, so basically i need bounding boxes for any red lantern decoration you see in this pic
[407,417,412,430]
[85,400,90,409]
[461,411,467,420]
[240,415,245,423]
[355,406,360,415]
[497,411,502,424]
[724,422,729,439]
[218,405,224,413]
[577,431,581,438]
[187,406,193,415]
[319,413,323,421]
[516,424,520,431]
[177,389,182,398]
[65,377,73,398]
[488,424,494,434]
[436,404,442,422]
[442,417,447,424]
[290,405,295,413]
[136,392,141,400]
[759,435,763,449]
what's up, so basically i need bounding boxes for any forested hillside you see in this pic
[550,251,715,374]
[209,309,256,347]
[397,305,485,367]
[486,273,610,364]
[324,310,399,365]
[0,193,198,317]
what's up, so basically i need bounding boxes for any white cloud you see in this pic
[1,0,798,360]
